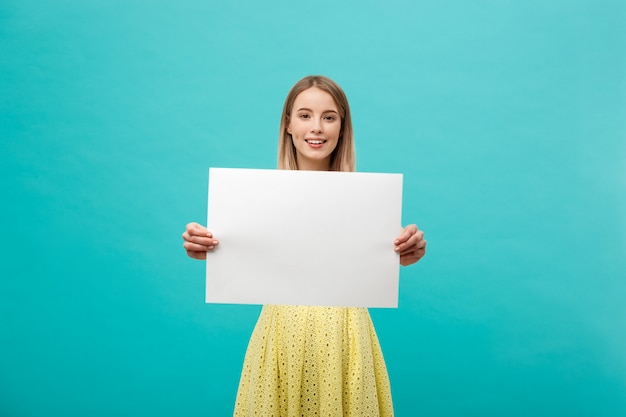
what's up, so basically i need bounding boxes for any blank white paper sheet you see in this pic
[205,168,403,308]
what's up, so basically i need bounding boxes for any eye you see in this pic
[324,115,337,121]
[299,113,310,119]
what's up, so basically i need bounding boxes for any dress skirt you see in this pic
[233,305,394,417]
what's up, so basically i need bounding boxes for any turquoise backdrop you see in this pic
[1,0,625,415]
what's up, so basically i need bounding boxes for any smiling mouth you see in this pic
[305,139,327,145]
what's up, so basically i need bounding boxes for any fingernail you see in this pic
[207,246,214,250]
[212,240,218,245]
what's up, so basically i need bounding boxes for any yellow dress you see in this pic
[233,305,394,417]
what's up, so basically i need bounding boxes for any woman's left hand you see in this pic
[394,224,427,266]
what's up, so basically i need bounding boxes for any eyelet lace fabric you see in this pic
[234,305,394,417]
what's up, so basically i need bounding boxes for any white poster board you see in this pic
[205,168,403,307]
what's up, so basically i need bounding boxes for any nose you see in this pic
[311,117,323,133]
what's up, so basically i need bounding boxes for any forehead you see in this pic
[292,87,338,111]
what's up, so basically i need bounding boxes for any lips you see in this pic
[305,139,327,145]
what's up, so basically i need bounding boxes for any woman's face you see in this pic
[287,87,341,171]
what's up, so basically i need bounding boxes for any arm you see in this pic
[182,222,220,260]
[394,224,427,266]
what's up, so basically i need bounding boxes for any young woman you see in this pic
[182,75,426,416]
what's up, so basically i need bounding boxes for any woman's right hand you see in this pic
[182,222,219,260]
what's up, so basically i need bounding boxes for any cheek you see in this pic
[333,124,342,141]
[287,120,303,137]
[329,136,340,153]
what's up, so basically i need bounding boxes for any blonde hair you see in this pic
[277,75,355,172]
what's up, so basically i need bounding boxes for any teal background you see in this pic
[1,0,625,415]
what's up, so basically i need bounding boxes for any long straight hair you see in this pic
[277,76,355,172]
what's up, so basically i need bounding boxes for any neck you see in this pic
[296,157,331,171]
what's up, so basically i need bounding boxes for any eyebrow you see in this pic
[296,107,339,114]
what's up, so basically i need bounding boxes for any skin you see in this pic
[286,87,341,171]
[183,87,427,266]
[182,222,426,266]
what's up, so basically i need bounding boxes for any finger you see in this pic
[186,222,212,238]
[394,224,418,245]
[395,230,424,253]
[186,250,207,260]
[183,232,218,247]
[400,252,419,266]
[400,247,426,266]
[401,239,426,256]
[400,244,426,257]
[183,241,219,252]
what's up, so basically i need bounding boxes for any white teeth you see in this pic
[307,140,324,144]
